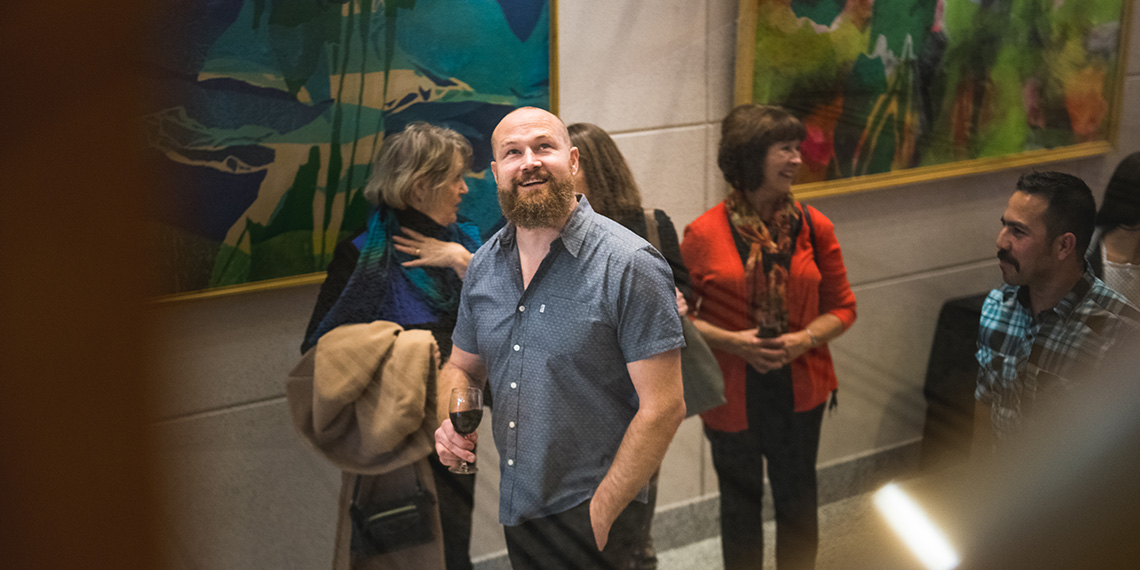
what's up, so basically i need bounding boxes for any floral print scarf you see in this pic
[725,190,800,338]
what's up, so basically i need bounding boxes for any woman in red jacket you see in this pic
[681,105,856,570]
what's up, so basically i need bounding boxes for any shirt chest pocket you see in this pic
[977,343,1020,383]
[531,295,613,356]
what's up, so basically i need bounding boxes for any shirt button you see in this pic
[518,305,525,312]
[510,382,518,389]
[513,344,521,351]
[507,459,514,466]
[509,421,516,428]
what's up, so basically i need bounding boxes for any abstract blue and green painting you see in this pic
[142,0,550,295]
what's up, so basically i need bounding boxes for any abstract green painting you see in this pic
[736,0,1129,194]
[143,0,551,297]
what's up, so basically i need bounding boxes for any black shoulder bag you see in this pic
[348,470,436,556]
[644,209,727,417]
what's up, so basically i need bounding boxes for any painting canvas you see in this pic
[737,0,1130,195]
[143,0,552,297]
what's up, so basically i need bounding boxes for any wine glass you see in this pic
[448,387,483,474]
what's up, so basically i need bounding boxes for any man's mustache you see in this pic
[998,249,1020,271]
[513,168,551,190]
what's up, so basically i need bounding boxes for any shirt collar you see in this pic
[492,194,594,258]
[1011,264,1096,321]
[558,194,594,257]
[1053,265,1096,320]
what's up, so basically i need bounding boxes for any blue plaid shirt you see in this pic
[453,195,684,525]
[976,267,1140,441]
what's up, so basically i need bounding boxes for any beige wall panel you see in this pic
[657,415,717,506]
[706,0,739,122]
[609,126,712,232]
[558,1,708,130]
[152,284,319,419]
[155,401,340,570]
[817,263,996,464]
[704,123,733,218]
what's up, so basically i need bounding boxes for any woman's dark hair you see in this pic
[1095,152,1140,231]
[717,104,806,194]
[567,122,642,217]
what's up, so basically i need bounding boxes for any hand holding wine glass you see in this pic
[448,387,483,474]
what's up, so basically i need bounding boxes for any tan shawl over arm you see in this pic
[287,321,447,570]
[286,320,440,474]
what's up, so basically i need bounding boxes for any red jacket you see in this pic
[681,201,856,429]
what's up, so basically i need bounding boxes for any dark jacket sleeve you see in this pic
[653,209,694,301]
[300,231,363,353]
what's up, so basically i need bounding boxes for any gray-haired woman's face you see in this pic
[416,154,468,226]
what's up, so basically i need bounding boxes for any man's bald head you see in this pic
[489,107,579,229]
[491,107,572,160]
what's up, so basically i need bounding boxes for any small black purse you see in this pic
[349,473,436,556]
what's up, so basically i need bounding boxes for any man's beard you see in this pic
[498,173,575,229]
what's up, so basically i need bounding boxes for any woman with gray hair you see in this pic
[302,121,483,570]
[304,121,480,356]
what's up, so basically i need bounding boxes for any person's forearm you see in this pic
[436,362,476,424]
[804,313,844,344]
[781,313,846,363]
[690,316,745,353]
[452,247,473,279]
[591,393,685,532]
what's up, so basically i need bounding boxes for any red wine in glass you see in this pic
[448,387,482,474]
[450,409,483,435]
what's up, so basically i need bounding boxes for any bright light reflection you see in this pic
[874,482,961,570]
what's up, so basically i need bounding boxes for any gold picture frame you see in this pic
[734,0,1133,200]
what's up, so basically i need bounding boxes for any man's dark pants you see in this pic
[503,498,650,570]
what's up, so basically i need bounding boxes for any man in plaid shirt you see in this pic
[975,171,1140,449]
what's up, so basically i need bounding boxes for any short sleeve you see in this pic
[450,249,486,357]
[617,246,686,363]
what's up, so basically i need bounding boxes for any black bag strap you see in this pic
[643,208,661,251]
[351,464,426,506]
[801,202,818,265]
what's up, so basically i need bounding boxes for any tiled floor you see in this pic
[469,402,926,570]
[474,489,919,570]
[658,490,919,570]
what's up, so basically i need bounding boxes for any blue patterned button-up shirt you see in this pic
[976,267,1140,441]
[452,195,684,525]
